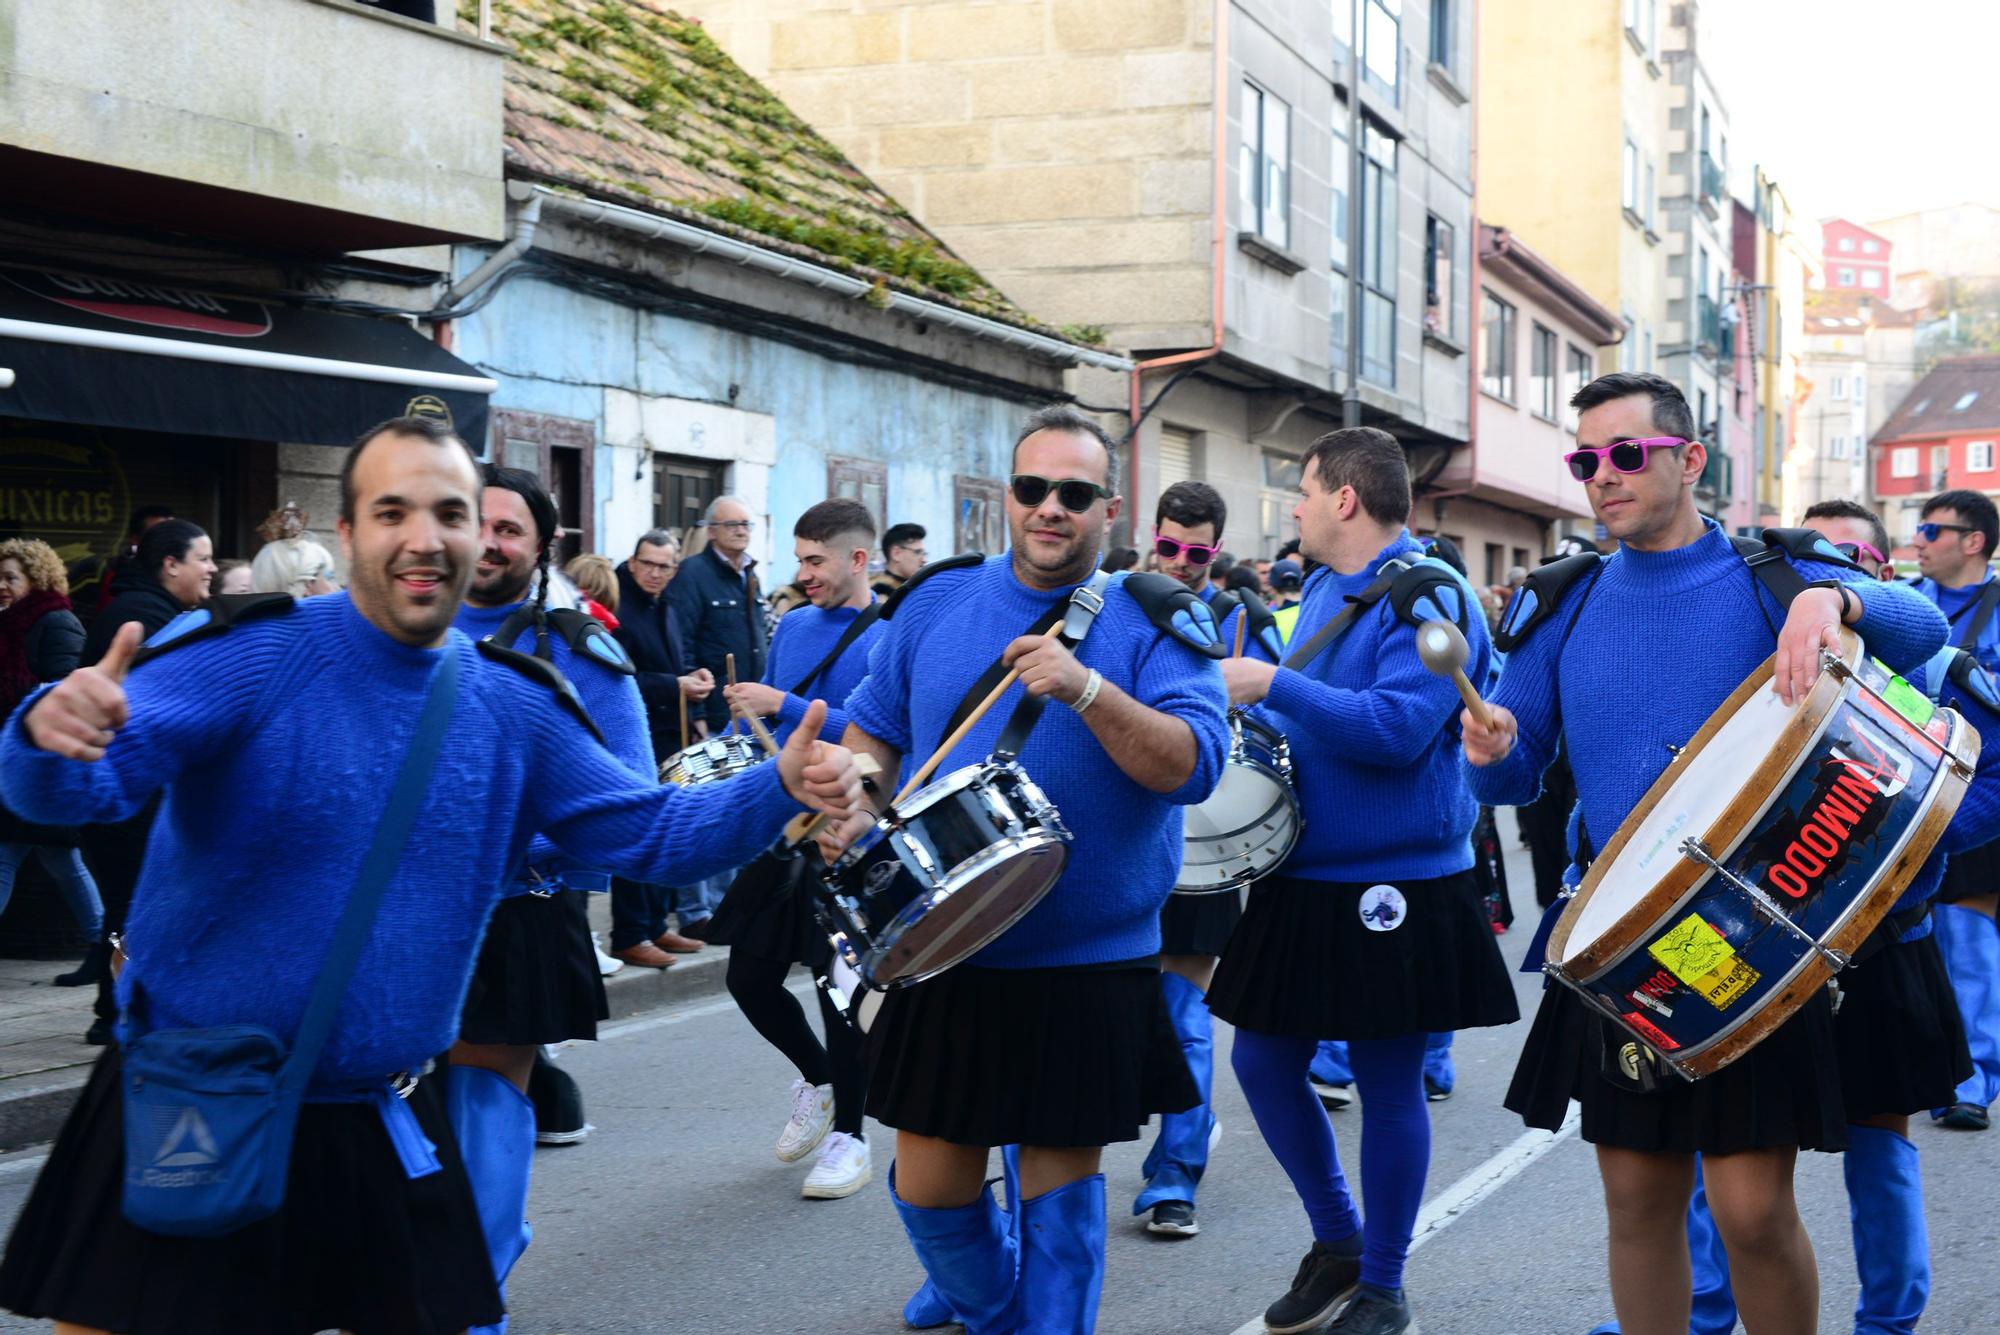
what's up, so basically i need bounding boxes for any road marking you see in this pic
[1225,1103,1582,1335]
[0,1153,50,1181]
[594,978,815,1042]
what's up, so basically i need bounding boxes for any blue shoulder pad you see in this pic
[879,553,983,620]
[1119,571,1228,658]
[476,638,607,746]
[1386,557,1475,634]
[1494,553,1602,653]
[1946,647,2000,714]
[546,607,634,676]
[1760,526,1866,574]
[130,593,296,669]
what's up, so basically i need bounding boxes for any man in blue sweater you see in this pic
[1908,488,2000,1133]
[1463,373,1948,1335]
[1207,427,1517,1335]
[717,497,887,1202]
[828,404,1229,1333]
[0,416,861,1335]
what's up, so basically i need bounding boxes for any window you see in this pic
[1424,214,1456,337]
[1358,119,1398,385]
[1863,238,1881,254]
[1956,391,1982,411]
[1530,323,1558,419]
[1240,83,1291,248]
[1838,236,1855,252]
[1565,343,1593,431]
[1641,321,1652,370]
[1330,122,1350,272]
[1481,290,1516,400]
[1854,378,1866,406]
[1484,543,1504,587]
[1891,447,1918,478]
[1829,435,1846,460]
[1619,310,1637,372]
[1838,267,1855,286]
[1645,159,1656,229]
[827,456,888,535]
[493,409,596,565]
[1363,0,1401,98]
[1429,0,1452,70]
[1831,374,1848,400]
[954,475,1006,556]
[653,453,725,542]
[1621,138,1640,215]
[1932,445,1951,486]
[1261,450,1304,553]
[1861,270,1881,288]
[1333,0,1352,47]
[1696,388,1710,438]
[1971,441,1996,473]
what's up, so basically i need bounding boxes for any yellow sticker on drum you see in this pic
[1648,914,1761,1011]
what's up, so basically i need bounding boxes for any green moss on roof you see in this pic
[464,0,1071,337]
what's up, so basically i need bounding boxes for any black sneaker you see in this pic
[1146,1200,1199,1237]
[1326,1286,1414,1334]
[1938,1101,1991,1131]
[1263,1241,1361,1333]
[84,1017,113,1046]
[1424,1076,1452,1103]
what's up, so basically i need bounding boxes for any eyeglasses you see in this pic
[633,557,678,575]
[1835,540,1888,568]
[1915,521,1974,542]
[705,519,754,532]
[1152,531,1219,566]
[1563,436,1688,481]
[1009,474,1111,514]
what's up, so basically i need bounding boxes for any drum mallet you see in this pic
[1415,619,1494,729]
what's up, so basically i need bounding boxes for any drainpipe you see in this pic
[1420,0,1482,529]
[1125,0,1230,512]
[440,187,544,311]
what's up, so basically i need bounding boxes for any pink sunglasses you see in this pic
[1564,436,1689,481]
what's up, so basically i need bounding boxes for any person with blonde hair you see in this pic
[563,552,620,630]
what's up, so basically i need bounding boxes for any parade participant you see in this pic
[446,464,655,1325]
[1908,488,2000,1132]
[0,416,861,1335]
[1134,479,1237,1238]
[871,521,928,598]
[827,404,1230,1332]
[714,498,888,1201]
[1463,373,1947,1335]
[1267,559,1305,642]
[1209,427,1516,1335]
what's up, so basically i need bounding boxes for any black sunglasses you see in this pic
[1916,521,1974,542]
[1010,474,1111,513]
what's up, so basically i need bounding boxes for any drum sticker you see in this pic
[1358,885,1407,932]
[1740,704,1908,905]
[1619,1008,1681,1051]
[1648,913,1761,1010]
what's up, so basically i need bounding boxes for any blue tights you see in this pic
[1232,1028,1431,1293]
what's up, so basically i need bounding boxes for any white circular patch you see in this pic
[1358,885,1408,932]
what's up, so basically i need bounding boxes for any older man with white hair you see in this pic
[669,495,768,733]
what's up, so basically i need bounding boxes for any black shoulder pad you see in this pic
[545,607,635,676]
[879,553,984,620]
[1947,647,2000,714]
[1119,572,1227,658]
[1228,589,1286,661]
[1758,526,1866,574]
[131,593,297,669]
[1493,552,1602,653]
[476,638,607,746]
[1385,559,1475,634]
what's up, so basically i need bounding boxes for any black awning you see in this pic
[0,267,493,448]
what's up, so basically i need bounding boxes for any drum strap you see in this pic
[991,569,1116,761]
[1953,579,2000,651]
[787,602,883,697]
[1279,568,1403,671]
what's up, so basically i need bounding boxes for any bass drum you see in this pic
[1174,709,1302,893]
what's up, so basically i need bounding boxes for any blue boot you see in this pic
[446,1064,536,1335]
[1423,1031,1456,1100]
[1019,1173,1107,1335]
[1584,1158,1736,1335]
[1136,973,1215,1220]
[892,1152,1020,1334]
[1846,1125,1928,1334]
[1932,903,2000,1115]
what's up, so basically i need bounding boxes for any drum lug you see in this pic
[1677,838,1852,972]
[1663,741,1685,759]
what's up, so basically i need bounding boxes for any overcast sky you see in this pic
[1705,0,2000,226]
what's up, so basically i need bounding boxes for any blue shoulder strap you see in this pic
[280,646,460,1095]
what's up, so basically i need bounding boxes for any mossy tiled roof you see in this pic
[465,0,1081,339]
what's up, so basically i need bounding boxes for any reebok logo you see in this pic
[151,1106,220,1168]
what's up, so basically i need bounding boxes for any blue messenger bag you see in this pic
[120,648,459,1237]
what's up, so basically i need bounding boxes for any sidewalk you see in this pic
[0,896,739,1152]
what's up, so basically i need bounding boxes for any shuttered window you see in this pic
[1157,427,1195,490]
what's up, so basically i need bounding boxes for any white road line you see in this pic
[1225,1103,1582,1335]
[0,1153,49,1181]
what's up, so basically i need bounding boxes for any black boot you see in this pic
[54,940,110,988]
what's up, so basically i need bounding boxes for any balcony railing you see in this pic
[1701,152,1726,203]
[1697,294,1722,353]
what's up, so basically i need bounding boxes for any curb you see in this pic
[0,944,741,1154]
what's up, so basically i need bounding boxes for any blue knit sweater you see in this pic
[760,596,885,745]
[1220,532,1492,882]
[1469,521,1948,937]
[1915,573,2000,674]
[0,593,802,1085]
[844,555,1229,967]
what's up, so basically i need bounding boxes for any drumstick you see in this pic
[677,676,690,751]
[1414,619,1495,730]
[784,754,882,846]
[724,652,738,735]
[893,624,1064,806]
[1231,604,1247,659]
[733,696,781,758]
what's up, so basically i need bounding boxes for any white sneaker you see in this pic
[775,1078,835,1163]
[1312,1080,1354,1110]
[593,933,624,977]
[802,1131,871,1199]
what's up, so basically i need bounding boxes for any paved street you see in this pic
[2,833,1996,1333]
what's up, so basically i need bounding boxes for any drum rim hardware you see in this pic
[1676,837,1852,972]
[1173,707,1303,893]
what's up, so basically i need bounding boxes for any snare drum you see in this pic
[821,759,1070,989]
[1547,633,1978,1080]
[1175,709,1302,894]
[660,733,768,786]
[815,953,885,1034]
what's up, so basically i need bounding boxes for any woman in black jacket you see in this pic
[0,538,103,976]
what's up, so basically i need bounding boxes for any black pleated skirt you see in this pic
[1506,982,1850,1154]
[0,1050,502,1335]
[1208,870,1520,1039]
[1158,886,1244,957]
[457,889,609,1046]
[704,847,827,968]
[1834,930,1973,1120]
[865,959,1198,1148]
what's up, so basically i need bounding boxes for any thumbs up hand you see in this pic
[776,698,861,821]
[25,621,142,761]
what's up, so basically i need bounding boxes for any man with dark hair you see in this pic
[1910,486,2000,1134]
[1152,481,1228,604]
[1801,499,1893,579]
[872,522,929,598]
[1213,426,1515,1335]
[1464,374,1946,1335]
[717,496,887,1201]
[1207,551,1237,597]
[0,417,862,1335]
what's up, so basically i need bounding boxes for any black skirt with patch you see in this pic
[0,1049,503,1335]
[1207,870,1520,1039]
[1158,886,1244,958]
[457,889,609,1046]
[1833,928,1973,1120]
[865,959,1198,1148]
[703,846,829,968]
[1506,981,1850,1154]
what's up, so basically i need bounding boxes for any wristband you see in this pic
[1070,668,1104,715]
[1809,579,1858,624]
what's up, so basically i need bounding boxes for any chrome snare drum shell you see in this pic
[658,733,768,786]
[1174,708,1303,894]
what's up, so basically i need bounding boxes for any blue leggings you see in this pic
[1232,1028,1431,1292]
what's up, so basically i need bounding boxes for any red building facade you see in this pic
[1871,355,2000,550]
[1821,218,1893,295]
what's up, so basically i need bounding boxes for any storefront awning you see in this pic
[0,267,494,448]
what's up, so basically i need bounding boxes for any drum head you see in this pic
[1177,764,1300,892]
[870,838,1068,987]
